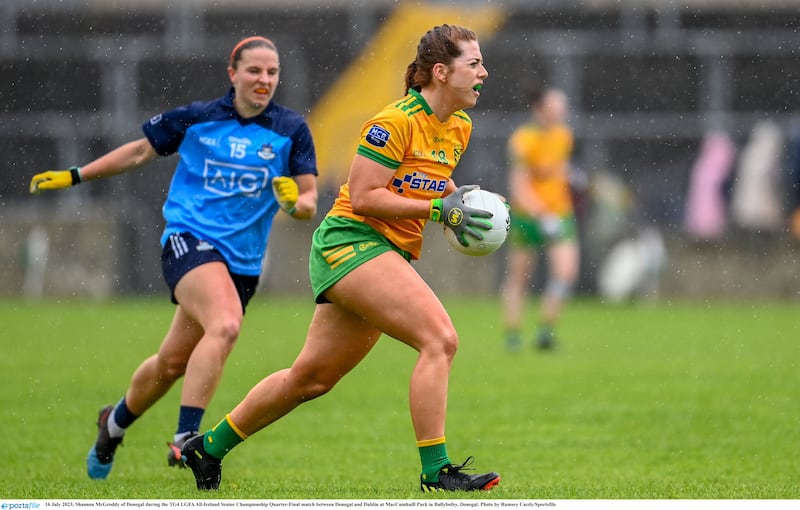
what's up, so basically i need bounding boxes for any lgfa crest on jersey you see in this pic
[366,125,391,148]
[257,144,276,160]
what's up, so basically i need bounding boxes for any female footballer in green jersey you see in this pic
[182,24,501,493]
[500,87,579,351]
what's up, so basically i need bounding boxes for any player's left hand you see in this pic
[30,167,82,194]
[272,176,298,214]
[432,185,494,247]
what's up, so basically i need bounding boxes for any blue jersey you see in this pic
[142,88,318,276]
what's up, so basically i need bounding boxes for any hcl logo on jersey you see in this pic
[391,171,447,195]
[204,160,269,198]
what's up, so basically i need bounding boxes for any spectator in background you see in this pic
[684,131,736,240]
[731,120,784,232]
[500,86,579,351]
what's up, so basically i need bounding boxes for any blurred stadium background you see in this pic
[2,0,799,300]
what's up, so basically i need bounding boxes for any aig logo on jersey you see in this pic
[366,125,391,148]
[204,160,269,198]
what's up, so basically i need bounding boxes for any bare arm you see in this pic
[509,162,546,218]
[79,138,159,181]
[289,173,318,220]
[348,154,433,219]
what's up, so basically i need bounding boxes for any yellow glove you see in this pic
[271,176,298,214]
[30,167,82,194]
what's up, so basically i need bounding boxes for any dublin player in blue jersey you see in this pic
[29,36,319,480]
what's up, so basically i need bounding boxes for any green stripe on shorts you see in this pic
[309,216,411,303]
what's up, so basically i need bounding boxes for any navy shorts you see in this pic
[161,232,260,312]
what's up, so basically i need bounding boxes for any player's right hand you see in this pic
[431,184,494,247]
[30,167,82,194]
[271,176,299,214]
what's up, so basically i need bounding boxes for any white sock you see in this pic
[173,431,196,446]
[106,408,126,439]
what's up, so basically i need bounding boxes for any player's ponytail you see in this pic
[405,61,419,91]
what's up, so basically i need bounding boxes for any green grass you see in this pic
[1,296,798,499]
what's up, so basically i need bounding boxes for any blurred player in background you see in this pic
[500,86,579,351]
[181,24,500,493]
[29,36,319,480]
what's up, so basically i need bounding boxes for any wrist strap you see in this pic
[430,198,443,222]
[69,166,82,185]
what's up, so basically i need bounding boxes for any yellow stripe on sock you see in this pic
[225,414,249,440]
[416,436,446,448]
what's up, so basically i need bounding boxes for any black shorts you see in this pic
[161,232,260,312]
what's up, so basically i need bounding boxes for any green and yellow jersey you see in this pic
[328,88,472,259]
[508,122,574,216]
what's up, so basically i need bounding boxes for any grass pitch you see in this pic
[0,296,797,499]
